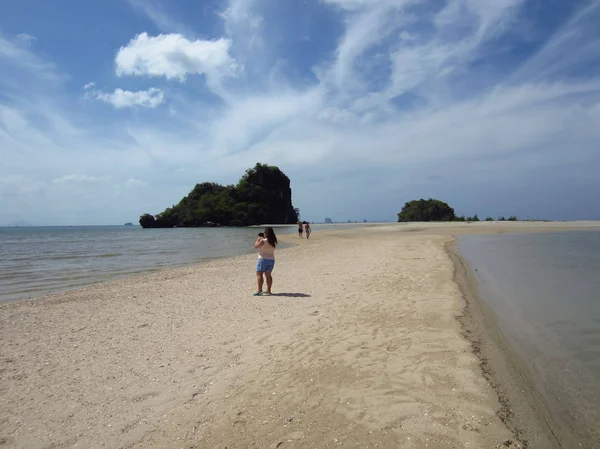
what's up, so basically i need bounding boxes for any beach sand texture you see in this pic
[3,222,597,449]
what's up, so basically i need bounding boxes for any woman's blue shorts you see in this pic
[256,258,275,272]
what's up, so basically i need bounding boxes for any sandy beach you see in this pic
[2,222,599,449]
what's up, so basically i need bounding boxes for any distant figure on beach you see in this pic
[254,227,277,296]
[304,222,311,239]
[297,221,304,238]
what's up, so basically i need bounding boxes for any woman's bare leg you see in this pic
[256,272,264,293]
[265,272,273,294]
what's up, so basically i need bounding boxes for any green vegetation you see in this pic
[398,199,456,222]
[139,163,299,228]
[398,199,519,223]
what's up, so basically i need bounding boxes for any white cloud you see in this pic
[115,32,236,82]
[86,87,165,109]
[83,82,95,90]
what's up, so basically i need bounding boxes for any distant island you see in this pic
[398,199,519,222]
[139,163,299,228]
[6,220,34,227]
[124,222,133,226]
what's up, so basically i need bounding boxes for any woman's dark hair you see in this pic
[264,227,278,247]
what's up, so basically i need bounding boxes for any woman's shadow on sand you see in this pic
[272,293,311,298]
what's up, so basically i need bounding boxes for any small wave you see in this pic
[34,253,124,261]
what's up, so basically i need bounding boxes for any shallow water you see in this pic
[0,224,341,302]
[458,232,600,448]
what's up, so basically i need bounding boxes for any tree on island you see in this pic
[397,199,521,223]
[398,199,456,222]
[139,163,299,228]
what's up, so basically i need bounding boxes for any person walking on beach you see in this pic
[297,221,304,238]
[304,222,311,239]
[254,227,277,296]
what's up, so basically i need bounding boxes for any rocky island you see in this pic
[139,163,299,228]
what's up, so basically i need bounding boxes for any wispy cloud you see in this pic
[0,34,64,92]
[124,178,148,189]
[222,0,263,52]
[15,33,37,46]
[52,174,104,184]
[126,0,197,38]
[510,0,600,83]
[323,0,400,12]
[325,3,400,93]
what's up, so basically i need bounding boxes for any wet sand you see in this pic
[2,222,599,448]
[447,242,560,449]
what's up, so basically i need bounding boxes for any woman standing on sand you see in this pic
[304,222,311,239]
[254,227,277,296]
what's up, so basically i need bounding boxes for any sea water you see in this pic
[0,224,338,302]
[458,232,600,448]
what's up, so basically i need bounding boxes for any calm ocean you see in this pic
[0,224,320,303]
[458,232,600,448]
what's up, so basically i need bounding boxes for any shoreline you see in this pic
[446,239,562,449]
[2,221,597,304]
[0,224,331,304]
[0,252,242,305]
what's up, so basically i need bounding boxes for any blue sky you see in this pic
[1,0,600,225]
